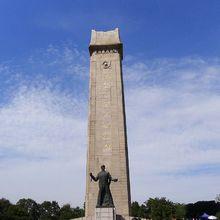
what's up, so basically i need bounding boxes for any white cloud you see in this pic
[0,84,87,206]
[0,46,220,206]
[125,57,220,203]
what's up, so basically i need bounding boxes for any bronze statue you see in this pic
[90,165,118,207]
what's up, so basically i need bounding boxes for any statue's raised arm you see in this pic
[90,172,98,182]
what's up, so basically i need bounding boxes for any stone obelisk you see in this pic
[85,28,131,220]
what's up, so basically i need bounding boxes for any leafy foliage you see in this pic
[0,198,84,220]
[185,201,220,219]
[145,197,175,220]
[174,203,186,220]
[16,198,40,220]
[216,211,220,219]
[131,201,147,219]
[39,201,60,220]
[131,197,220,220]
[0,198,11,215]
[1,197,219,220]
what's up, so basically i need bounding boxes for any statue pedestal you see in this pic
[95,208,116,220]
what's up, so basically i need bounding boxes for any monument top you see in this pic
[90,28,121,46]
[89,28,123,59]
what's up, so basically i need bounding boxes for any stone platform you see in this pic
[95,208,116,220]
[70,214,143,220]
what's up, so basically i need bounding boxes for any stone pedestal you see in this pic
[95,208,116,220]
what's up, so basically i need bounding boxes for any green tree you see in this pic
[145,197,175,220]
[0,198,11,214]
[0,198,12,220]
[215,211,220,219]
[139,204,148,219]
[131,201,141,218]
[16,198,40,220]
[59,204,76,220]
[39,201,60,220]
[174,203,186,220]
[6,204,29,220]
[72,206,85,218]
[186,200,220,218]
[131,201,148,219]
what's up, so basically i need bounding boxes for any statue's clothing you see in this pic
[92,170,114,207]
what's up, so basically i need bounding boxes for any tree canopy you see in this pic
[1,197,219,220]
[131,197,220,220]
[0,198,84,220]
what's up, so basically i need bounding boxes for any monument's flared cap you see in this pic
[89,28,123,59]
[90,28,121,46]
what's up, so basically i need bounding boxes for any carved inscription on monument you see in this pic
[101,65,112,153]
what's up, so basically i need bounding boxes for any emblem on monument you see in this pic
[102,60,111,69]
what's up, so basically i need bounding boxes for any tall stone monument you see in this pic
[86,28,131,220]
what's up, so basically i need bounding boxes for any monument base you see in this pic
[95,207,116,220]
[70,215,146,220]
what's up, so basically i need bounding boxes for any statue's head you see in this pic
[101,165,105,171]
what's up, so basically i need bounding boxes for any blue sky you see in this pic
[1,0,220,59]
[0,0,220,206]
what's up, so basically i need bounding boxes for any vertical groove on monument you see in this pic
[86,28,131,220]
